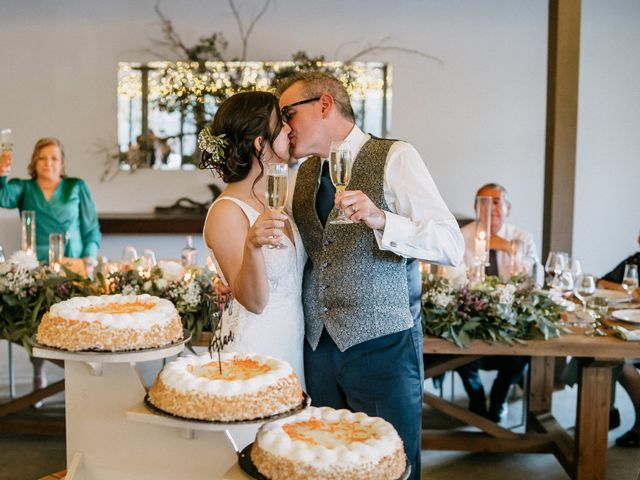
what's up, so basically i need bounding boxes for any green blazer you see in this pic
[0,176,102,261]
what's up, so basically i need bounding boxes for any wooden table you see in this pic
[423,327,640,480]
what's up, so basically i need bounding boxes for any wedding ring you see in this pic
[352,205,358,214]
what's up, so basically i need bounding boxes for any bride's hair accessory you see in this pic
[198,127,228,165]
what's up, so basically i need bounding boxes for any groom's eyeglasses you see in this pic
[280,97,321,122]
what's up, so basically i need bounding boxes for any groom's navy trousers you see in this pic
[304,260,424,480]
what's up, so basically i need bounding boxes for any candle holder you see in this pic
[49,233,64,273]
[472,196,492,282]
[21,210,36,256]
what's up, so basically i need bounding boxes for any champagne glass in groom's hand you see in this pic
[328,141,354,225]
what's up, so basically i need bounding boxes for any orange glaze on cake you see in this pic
[194,358,273,381]
[283,418,379,447]
[80,301,155,314]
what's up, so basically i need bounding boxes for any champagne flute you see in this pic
[328,141,353,225]
[622,263,639,296]
[574,273,596,316]
[1,128,14,153]
[265,163,289,249]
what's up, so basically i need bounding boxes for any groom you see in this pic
[278,72,463,478]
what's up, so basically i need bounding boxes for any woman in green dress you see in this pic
[0,137,101,263]
[0,137,102,393]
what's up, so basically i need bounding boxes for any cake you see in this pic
[251,406,406,480]
[148,352,303,421]
[36,294,183,352]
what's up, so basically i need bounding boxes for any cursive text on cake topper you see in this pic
[207,294,235,374]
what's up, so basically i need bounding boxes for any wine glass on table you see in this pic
[264,163,289,249]
[573,273,596,323]
[622,263,639,297]
[328,141,353,225]
[545,251,567,294]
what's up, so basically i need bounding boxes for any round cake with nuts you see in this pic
[148,352,303,422]
[251,406,406,480]
[36,294,183,352]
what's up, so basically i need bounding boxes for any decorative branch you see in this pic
[342,36,443,66]
[152,3,191,59]
[229,0,271,60]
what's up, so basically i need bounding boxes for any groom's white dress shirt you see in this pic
[342,125,464,267]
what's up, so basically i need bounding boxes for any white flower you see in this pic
[143,281,152,291]
[121,284,138,295]
[0,262,12,275]
[9,250,40,271]
[433,292,454,308]
[433,263,468,289]
[155,278,168,290]
[158,260,184,282]
[496,284,517,306]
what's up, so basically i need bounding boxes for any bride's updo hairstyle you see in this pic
[200,91,283,184]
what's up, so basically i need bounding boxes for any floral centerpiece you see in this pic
[0,251,97,350]
[422,274,566,348]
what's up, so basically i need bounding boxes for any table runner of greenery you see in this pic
[422,275,566,348]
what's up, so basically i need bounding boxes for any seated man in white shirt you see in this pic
[457,183,536,421]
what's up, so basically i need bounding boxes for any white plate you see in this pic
[611,309,640,324]
[595,288,631,303]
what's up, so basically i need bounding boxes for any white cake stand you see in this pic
[31,332,247,480]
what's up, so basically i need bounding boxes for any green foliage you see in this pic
[422,276,568,348]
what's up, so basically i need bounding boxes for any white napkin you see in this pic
[612,325,640,341]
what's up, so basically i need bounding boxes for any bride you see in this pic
[200,91,305,385]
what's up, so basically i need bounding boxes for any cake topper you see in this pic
[207,293,235,374]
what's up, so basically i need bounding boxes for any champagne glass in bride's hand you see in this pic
[622,263,639,296]
[328,141,354,225]
[264,163,289,249]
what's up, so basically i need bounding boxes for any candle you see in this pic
[475,230,487,260]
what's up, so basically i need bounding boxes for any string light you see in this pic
[117,61,388,105]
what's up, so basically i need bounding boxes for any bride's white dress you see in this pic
[204,196,306,386]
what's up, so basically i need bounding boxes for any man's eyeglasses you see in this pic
[280,97,321,122]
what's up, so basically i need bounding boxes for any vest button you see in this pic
[323,306,329,312]
[323,240,332,246]
[322,261,331,268]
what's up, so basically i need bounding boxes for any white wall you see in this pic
[575,0,640,275]
[0,0,636,275]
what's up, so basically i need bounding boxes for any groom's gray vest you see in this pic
[292,137,414,352]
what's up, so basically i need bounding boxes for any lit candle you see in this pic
[475,230,487,260]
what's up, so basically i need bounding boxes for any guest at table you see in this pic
[598,231,640,300]
[598,231,640,446]
[457,183,534,421]
[0,137,102,392]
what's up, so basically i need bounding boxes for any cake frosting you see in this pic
[148,352,303,421]
[36,294,183,351]
[252,406,406,480]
